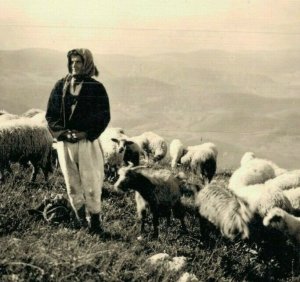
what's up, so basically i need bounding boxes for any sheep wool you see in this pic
[130,131,167,162]
[240,152,256,167]
[195,183,253,240]
[263,207,300,243]
[181,142,217,183]
[170,139,185,169]
[240,152,286,177]
[283,187,300,210]
[231,183,293,217]
[265,170,300,191]
[0,110,19,122]
[228,158,276,191]
[0,118,53,181]
[22,108,45,118]
[99,127,127,178]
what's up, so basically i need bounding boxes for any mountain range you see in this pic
[0,48,299,169]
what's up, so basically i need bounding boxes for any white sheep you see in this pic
[169,139,185,169]
[240,152,287,177]
[194,182,253,240]
[240,152,256,166]
[0,110,19,122]
[114,163,187,238]
[103,128,142,166]
[99,127,130,181]
[30,111,47,126]
[264,170,300,191]
[22,108,45,118]
[228,157,276,191]
[130,131,168,163]
[0,118,53,182]
[185,142,218,157]
[283,187,300,210]
[229,183,293,218]
[263,207,300,243]
[180,143,218,183]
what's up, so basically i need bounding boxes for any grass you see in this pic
[0,163,299,282]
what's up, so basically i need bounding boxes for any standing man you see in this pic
[46,48,110,233]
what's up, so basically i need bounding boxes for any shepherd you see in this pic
[45,48,110,233]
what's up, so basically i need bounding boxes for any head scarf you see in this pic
[67,48,99,79]
[62,48,99,101]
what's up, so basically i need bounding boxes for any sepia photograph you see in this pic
[0,0,300,281]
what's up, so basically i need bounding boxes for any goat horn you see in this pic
[126,162,134,169]
[131,165,148,171]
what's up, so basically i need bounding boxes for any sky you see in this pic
[1,0,300,55]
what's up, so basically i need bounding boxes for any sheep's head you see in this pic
[111,138,134,154]
[152,140,167,162]
[180,152,192,166]
[240,152,256,167]
[263,207,287,231]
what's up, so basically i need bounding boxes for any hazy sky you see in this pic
[1,0,300,55]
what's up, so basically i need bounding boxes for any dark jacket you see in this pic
[46,77,110,142]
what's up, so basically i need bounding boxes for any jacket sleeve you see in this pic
[45,79,68,139]
[86,83,111,141]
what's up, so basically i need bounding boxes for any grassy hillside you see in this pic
[0,163,299,281]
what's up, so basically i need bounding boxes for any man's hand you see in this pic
[71,130,87,141]
[57,131,72,142]
[57,130,86,143]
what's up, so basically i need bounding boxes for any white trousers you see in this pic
[55,139,104,215]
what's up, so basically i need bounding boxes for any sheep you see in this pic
[263,207,300,243]
[22,108,45,118]
[264,170,300,191]
[0,110,19,122]
[194,182,253,240]
[283,187,300,210]
[123,139,142,166]
[103,127,142,167]
[114,163,187,238]
[99,127,130,181]
[25,110,59,168]
[0,118,53,182]
[240,152,256,166]
[228,157,276,191]
[23,110,58,171]
[130,131,168,163]
[180,143,218,183]
[127,134,148,160]
[185,142,218,158]
[101,131,141,168]
[240,152,287,177]
[229,183,293,218]
[30,111,47,125]
[169,139,185,169]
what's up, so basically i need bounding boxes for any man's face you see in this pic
[70,55,83,75]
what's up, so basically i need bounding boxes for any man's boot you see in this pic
[89,213,103,234]
[73,205,88,229]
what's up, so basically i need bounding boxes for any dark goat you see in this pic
[114,163,187,238]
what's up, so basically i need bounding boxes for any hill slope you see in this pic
[1,48,300,168]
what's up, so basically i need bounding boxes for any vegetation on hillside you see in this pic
[0,163,299,281]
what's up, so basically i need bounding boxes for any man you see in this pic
[46,48,110,233]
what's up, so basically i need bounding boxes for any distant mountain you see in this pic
[1,48,300,168]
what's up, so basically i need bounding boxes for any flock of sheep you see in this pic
[1,108,300,245]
